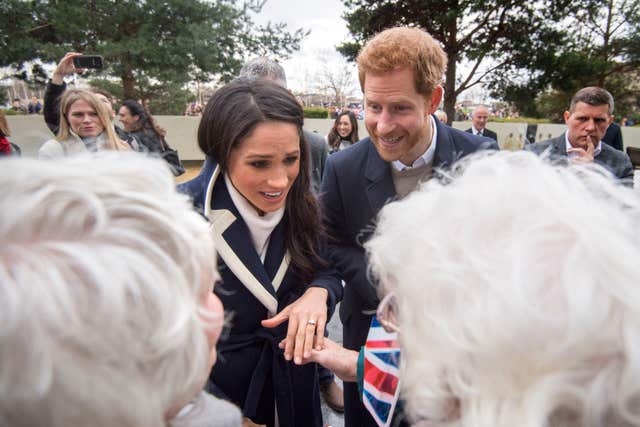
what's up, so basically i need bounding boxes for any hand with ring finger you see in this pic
[261,287,329,364]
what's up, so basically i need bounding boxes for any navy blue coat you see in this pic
[179,159,342,426]
[320,118,498,426]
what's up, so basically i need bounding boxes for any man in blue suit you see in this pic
[320,26,499,426]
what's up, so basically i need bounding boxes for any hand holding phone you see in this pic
[72,55,103,69]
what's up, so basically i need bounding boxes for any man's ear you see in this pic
[427,86,444,115]
[607,115,614,126]
[563,110,571,124]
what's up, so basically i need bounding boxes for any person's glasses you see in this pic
[376,291,400,333]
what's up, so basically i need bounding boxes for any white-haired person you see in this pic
[294,151,640,426]
[0,153,241,426]
[38,89,130,159]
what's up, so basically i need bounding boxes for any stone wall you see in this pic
[7,115,640,159]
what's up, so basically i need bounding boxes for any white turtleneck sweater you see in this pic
[224,173,285,263]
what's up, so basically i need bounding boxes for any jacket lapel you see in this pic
[364,140,396,215]
[204,165,289,316]
[263,219,291,296]
[553,134,568,156]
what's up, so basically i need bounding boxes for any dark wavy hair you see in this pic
[198,78,322,281]
[327,110,359,151]
[120,99,167,142]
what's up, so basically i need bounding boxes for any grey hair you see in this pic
[472,105,489,117]
[569,86,614,114]
[0,152,218,427]
[239,57,287,88]
[367,151,640,426]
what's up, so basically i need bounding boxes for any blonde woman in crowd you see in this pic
[39,89,129,158]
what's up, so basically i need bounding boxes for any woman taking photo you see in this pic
[326,110,359,154]
[39,90,129,158]
[180,78,341,427]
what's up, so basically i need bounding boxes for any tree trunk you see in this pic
[443,8,458,125]
[444,52,457,125]
[121,62,136,100]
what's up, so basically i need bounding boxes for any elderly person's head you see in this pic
[239,56,288,88]
[366,152,640,426]
[0,153,223,427]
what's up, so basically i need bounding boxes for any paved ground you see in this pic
[321,303,344,427]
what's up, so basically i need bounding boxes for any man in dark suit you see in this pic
[466,105,498,143]
[525,86,633,187]
[320,26,499,427]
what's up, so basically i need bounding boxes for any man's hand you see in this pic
[52,52,83,85]
[278,338,359,382]
[261,287,328,364]
[568,137,595,164]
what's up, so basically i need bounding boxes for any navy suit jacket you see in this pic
[525,134,634,187]
[320,118,499,349]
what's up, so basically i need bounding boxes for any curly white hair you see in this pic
[0,152,218,427]
[367,151,640,427]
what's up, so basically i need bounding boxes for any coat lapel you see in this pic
[433,118,459,169]
[363,140,396,215]
[552,134,568,156]
[204,165,289,316]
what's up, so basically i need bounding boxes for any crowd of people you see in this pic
[0,52,185,174]
[1,24,639,427]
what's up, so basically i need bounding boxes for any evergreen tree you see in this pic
[0,0,307,100]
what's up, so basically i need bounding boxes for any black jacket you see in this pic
[465,127,498,143]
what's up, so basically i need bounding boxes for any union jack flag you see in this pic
[362,315,401,427]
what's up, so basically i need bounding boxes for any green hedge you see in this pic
[303,108,328,119]
[1,108,25,116]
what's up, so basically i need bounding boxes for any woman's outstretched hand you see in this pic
[261,287,328,364]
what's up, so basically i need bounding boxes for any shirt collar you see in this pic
[471,125,483,135]
[565,131,602,158]
[392,115,438,171]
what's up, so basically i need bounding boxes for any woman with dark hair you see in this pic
[118,100,165,153]
[179,78,341,427]
[326,110,359,154]
[118,100,184,175]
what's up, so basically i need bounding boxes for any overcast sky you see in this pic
[252,0,361,96]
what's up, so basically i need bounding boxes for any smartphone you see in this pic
[73,55,103,69]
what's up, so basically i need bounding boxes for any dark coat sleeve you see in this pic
[320,155,379,311]
[309,243,343,317]
[304,130,329,194]
[603,123,624,151]
[44,81,66,135]
[132,129,164,153]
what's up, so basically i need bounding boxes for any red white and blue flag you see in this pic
[362,315,401,427]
